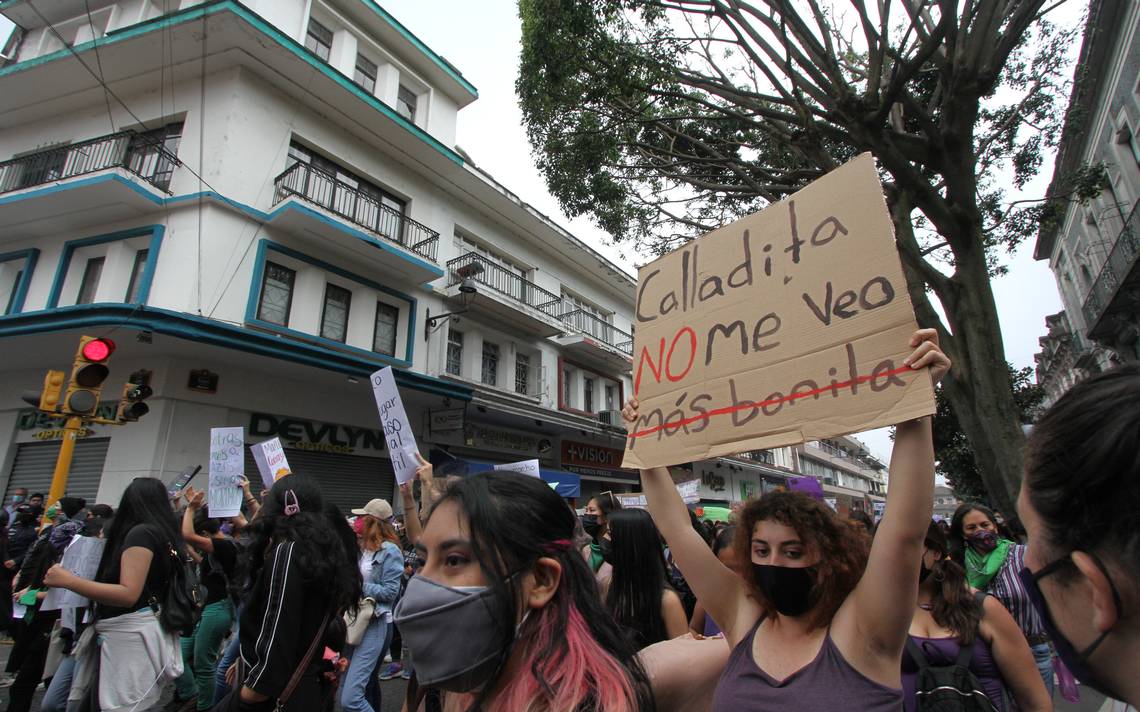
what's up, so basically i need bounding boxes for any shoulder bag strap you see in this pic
[276,614,329,708]
[905,637,931,669]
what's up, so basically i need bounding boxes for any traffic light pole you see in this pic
[40,416,83,530]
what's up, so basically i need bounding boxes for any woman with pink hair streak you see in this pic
[394,470,655,711]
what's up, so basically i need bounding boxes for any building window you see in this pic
[128,122,183,190]
[305,19,333,61]
[396,85,417,123]
[320,283,352,342]
[562,367,572,408]
[124,249,149,303]
[604,384,616,411]
[515,353,530,395]
[76,257,104,305]
[583,377,595,413]
[446,329,463,376]
[481,342,500,386]
[354,54,377,94]
[256,261,295,326]
[5,270,22,315]
[373,301,399,356]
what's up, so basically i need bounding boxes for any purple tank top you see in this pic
[712,618,903,711]
[901,636,1007,712]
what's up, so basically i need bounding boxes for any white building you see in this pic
[793,435,887,514]
[0,0,646,509]
[1034,0,1139,390]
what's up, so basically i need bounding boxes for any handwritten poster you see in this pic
[623,154,935,469]
[167,465,201,499]
[370,367,419,485]
[250,438,292,489]
[614,480,702,510]
[494,459,541,478]
[40,536,105,612]
[209,427,244,518]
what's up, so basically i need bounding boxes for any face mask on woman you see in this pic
[580,514,601,539]
[752,564,817,617]
[967,529,998,552]
[352,517,367,536]
[394,575,521,692]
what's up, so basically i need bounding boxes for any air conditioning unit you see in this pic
[597,410,623,426]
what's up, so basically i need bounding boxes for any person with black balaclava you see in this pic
[0,504,39,686]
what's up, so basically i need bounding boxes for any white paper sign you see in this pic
[676,479,701,504]
[250,438,292,489]
[40,536,105,612]
[209,427,245,518]
[370,367,420,485]
[494,459,541,478]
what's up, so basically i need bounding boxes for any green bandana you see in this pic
[965,538,1012,589]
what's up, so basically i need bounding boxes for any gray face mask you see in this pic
[393,575,510,692]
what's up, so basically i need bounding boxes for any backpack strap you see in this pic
[905,637,932,670]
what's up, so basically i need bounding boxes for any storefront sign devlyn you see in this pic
[248,413,386,456]
[15,405,117,442]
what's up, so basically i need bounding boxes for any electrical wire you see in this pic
[82,0,115,131]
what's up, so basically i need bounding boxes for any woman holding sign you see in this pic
[622,329,949,710]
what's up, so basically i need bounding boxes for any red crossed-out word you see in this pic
[629,364,915,439]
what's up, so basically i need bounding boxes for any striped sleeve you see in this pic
[243,541,303,695]
[987,543,1046,639]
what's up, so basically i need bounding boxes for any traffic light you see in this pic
[21,370,66,413]
[116,369,153,422]
[63,336,115,416]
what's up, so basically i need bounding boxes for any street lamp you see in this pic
[425,278,479,339]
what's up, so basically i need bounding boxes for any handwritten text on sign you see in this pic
[623,154,935,469]
[370,367,420,485]
[209,427,245,518]
[250,437,292,489]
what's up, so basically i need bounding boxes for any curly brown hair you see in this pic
[734,491,870,630]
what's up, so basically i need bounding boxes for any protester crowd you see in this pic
[0,330,1135,711]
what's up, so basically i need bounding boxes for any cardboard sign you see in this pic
[40,536,105,612]
[370,367,420,485]
[250,438,292,488]
[209,427,245,518]
[494,459,541,478]
[623,154,935,469]
[167,465,201,499]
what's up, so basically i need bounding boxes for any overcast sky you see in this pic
[0,1,1082,464]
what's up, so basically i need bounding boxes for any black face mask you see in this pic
[581,514,601,539]
[752,564,817,617]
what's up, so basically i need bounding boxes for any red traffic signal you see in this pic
[80,338,114,362]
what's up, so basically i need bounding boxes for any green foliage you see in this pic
[934,366,1045,502]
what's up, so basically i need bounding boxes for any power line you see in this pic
[82,0,115,131]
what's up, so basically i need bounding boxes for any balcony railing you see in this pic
[0,130,181,194]
[559,309,633,356]
[447,252,564,318]
[274,162,439,262]
[1083,202,1140,337]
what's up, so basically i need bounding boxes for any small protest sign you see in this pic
[209,427,244,518]
[370,367,420,485]
[614,479,702,510]
[40,536,105,612]
[251,438,292,489]
[494,459,541,478]
[167,465,201,499]
[623,153,935,469]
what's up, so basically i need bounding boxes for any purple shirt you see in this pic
[901,635,1006,712]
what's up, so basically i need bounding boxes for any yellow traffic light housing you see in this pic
[20,370,66,413]
[63,336,115,416]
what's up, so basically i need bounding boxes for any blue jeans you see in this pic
[1031,642,1054,698]
[339,619,393,712]
[40,655,75,712]
[212,626,242,705]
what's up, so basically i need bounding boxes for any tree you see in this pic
[934,366,1045,503]
[517,0,1082,512]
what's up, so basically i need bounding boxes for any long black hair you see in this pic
[97,477,183,581]
[947,502,998,567]
[238,475,360,616]
[605,508,671,649]
[923,522,982,645]
[429,471,654,711]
